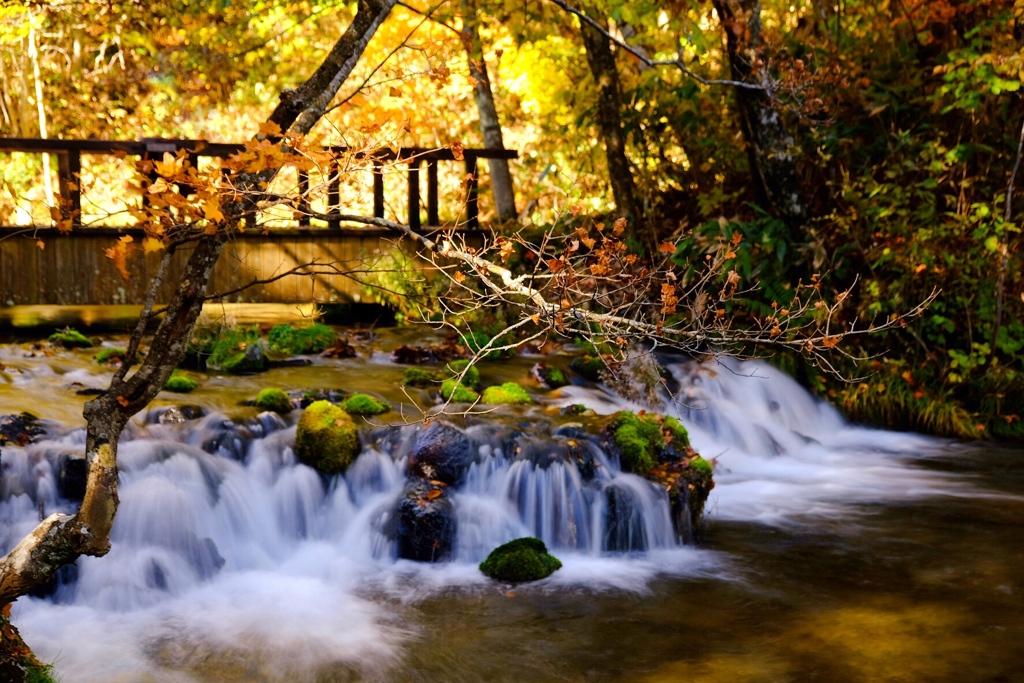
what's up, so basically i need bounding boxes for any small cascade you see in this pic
[0,355,959,681]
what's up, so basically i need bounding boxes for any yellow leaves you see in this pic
[35,239,45,250]
[104,235,134,282]
[154,151,182,179]
[660,282,678,315]
[202,198,224,222]
[450,141,465,160]
[453,270,466,283]
[148,177,171,195]
[613,217,627,236]
[498,238,515,263]
[257,121,282,138]
[142,237,164,254]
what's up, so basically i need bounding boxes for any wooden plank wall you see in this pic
[0,228,464,306]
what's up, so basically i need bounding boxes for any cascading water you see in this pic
[0,355,960,682]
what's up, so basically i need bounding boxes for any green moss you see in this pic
[663,416,690,448]
[48,327,92,349]
[95,347,129,365]
[609,411,667,474]
[268,323,337,355]
[294,400,360,475]
[341,393,391,415]
[479,537,562,582]
[481,382,533,405]
[441,379,480,402]
[543,366,567,387]
[24,661,58,683]
[254,388,293,414]
[163,373,198,393]
[460,330,511,360]
[190,325,265,371]
[570,355,604,381]
[403,367,440,387]
[689,456,714,478]
[446,359,481,389]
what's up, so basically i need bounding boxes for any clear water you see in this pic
[1,332,1021,682]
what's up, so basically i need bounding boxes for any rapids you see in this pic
[0,333,1019,682]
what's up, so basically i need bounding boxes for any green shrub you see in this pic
[479,537,562,582]
[481,382,533,405]
[340,393,390,415]
[268,323,337,355]
[294,401,360,475]
[49,327,92,349]
[254,388,293,414]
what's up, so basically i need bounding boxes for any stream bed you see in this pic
[1,325,1022,682]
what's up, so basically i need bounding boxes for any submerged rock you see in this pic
[253,388,294,414]
[0,412,45,446]
[531,362,568,389]
[394,479,456,562]
[58,451,88,502]
[294,400,360,475]
[406,420,473,485]
[479,537,562,582]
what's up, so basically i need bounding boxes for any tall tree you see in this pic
[711,0,807,229]
[460,0,517,221]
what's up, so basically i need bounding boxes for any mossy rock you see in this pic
[446,359,481,390]
[220,343,268,374]
[268,323,337,355]
[95,347,136,365]
[294,400,360,475]
[441,379,480,403]
[479,537,562,583]
[532,363,568,389]
[340,393,390,416]
[608,411,689,475]
[403,367,440,387]
[164,374,198,393]
[481,382,533,405]
[254,388,293,414]
[460,330,511,360]
[49,327,93,349]
[569,355,603,381]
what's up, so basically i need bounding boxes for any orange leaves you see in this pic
[426,489,443,500]
[450,141,465,160]
[116,396,129,408]
[257,121,282,138]
[104,235,134,282]
[202,197,224,222]
[660,282,678,315]
[453,270,467,283]
[821,335,842,349]
[658,241,677,254]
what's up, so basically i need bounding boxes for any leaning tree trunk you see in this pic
[712,0,807,230]
[460,0,516,221]
[578,18,657,255]
[0,0,397,608]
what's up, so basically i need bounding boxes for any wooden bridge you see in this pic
[0,137,512,306]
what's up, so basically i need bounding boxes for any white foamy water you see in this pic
[1,358,965,682]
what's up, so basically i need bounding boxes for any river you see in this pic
[1,324,1021,682]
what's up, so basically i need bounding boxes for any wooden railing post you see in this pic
[408,157,421,232]
[464,153,479,230]
[426,155,439,227]
[328,158,340,230]
[56,148,81,228]
[373,157,385,219]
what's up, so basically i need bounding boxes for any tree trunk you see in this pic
[0,0,397,609]
[460,0,516,221]
[579,18,657,255]
[712,0,807,230]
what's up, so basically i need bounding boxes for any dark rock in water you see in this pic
[72,385,106,396]
[201,412,289,460]
[603,484,648,552]
[479,537,562,582]
[268,357,313,369]
[0,412,44,446]
[570,355,604,382]
[58,452,88,502]
[290,388,349,409]
[407,420,473,485]
[394,480,456,562]
[221,343,268,374]
[391,344,435,364]
[149,405,208,425]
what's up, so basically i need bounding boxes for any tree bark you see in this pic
[0,0,397,607]
[460,0,516,221]
[712,0,807,230]
[579,17,657,255]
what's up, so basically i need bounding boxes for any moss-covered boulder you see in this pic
[341,393,390,416]
[268,323,337,355]
[220,343,269,374]
[254,388,293,414]
[569,355,604,381]
[446,359,480,389]
[479,537,562,582]
[441,379,479,403]
[48,327,93,349]
[95,347,136,365]
[481,382,533,405]
[607,411,689,474]
[163,374,198,393]
[294,400,360,475]
[531,362,568,389]
[403,367,440,387]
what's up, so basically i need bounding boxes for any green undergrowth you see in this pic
[48,327,92,349]
[267,323,336,355]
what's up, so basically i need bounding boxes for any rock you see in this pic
[403,367,440,387]
[531,362,568,389]
[603,484,648,552]
[48,327,93,349]
[479,537,562,582]
[0,412,44,446]
[406,420,473,485]
[481,382,533,405]
[394,480,456,562]
[440,380,479,403]
[221,343,268,374]
[340,393,390,416]
[267,358,313,368]
[291,388,348,408]
[149,405,207,424]
[57,452,88,502]
[163,374,198,393]
[294,400,360,475]
[445,359,480,389]
[253,388,293,414]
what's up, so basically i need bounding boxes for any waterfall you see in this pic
[0,357,956,682]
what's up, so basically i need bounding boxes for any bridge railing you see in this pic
[0,137,517,232]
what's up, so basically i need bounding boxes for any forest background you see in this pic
[0,0,1023,441]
